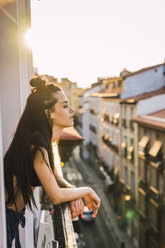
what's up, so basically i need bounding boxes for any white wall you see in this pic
[137,93,165,116]
[0,0,34,247]
[0,105,7,248]
[121,65,165,99]
[82,85,104,159]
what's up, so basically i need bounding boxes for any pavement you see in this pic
[66,150,137,248]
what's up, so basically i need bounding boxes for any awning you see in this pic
[149,140,162,157]
[138,136,149,148]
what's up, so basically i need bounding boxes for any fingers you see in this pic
[70,199,84,220]
[84,192,101,217]
[80,199,84,215]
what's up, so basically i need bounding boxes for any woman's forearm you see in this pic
[52,186,92,205]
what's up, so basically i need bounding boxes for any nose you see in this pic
[70,106,74,113]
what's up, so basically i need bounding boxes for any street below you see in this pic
[63,147,117,248]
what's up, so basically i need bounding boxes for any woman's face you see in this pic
[50,91,74,128]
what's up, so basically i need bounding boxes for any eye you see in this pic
[64,105,68,108]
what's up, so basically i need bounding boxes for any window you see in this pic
[124,166,128,185]
[150,166,157,189]
[130,106,134,119]
[90,124,97,133]
[116,131,119,145]
[130,138,134,146]
[156,133,160,140]
[114,157,120,176]
[123,105,127,118]
[130,171,135,192]
[139,191,146,214]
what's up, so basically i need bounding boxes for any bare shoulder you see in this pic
[33,147,50,169]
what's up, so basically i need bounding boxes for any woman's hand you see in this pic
[84,188,100,217]
[67,184,84,219]
[69,199,84,220]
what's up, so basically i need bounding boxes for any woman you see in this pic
[4,76,100,248]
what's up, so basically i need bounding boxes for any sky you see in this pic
[30,0,165,88]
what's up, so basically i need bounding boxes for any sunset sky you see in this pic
[30,0,165,88]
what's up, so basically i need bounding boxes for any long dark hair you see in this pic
[4,76,62,211]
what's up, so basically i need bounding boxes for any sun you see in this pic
[24,28,33,49]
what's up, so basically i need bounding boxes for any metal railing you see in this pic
[53,203,77,248]
[52,141,78,248]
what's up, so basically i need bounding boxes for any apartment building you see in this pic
[98,77,123,191]
[120,88,165,247]
[134,109,165,248]
[79,81,105,160]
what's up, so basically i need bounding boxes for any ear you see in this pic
[45,109,55,120]
[45,109,50,119]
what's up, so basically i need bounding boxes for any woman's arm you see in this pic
[53,172,84,219]
[34,149,100,215]
[53,171,74,188]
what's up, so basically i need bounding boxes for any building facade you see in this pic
[134,109,165,248]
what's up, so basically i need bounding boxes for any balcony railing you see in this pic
[53,203,78,248]
[127,146,134,161]
[103,113,110,123]
[51,142,78,248]
[121,142,127,158]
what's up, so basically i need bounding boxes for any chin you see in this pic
[64,121,74,128]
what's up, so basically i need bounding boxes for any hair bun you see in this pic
[30,76,46,90]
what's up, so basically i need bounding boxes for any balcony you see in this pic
[41,130,84,247]
[139,179,148,193]
[102,134,111,147]
[53,203,78,248]
[113,113,119,126]
[149,186,160,203]
[103,113,110,123]
[121,142,127,158]
[102,135,119,152]
[127,146,134,161]
[90,108,98,115]
[111,141,119,153]
[89,124,97,134]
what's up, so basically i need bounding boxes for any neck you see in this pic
[51,125,63,143]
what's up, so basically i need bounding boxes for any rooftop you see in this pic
[123,63,165,79]
[133,109,165,131]
[121,87,165,103]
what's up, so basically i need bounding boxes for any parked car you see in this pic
[80,206,95,222]
[75,232,83,248]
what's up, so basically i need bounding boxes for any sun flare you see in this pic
[24,29,33,49]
